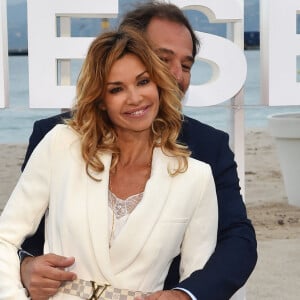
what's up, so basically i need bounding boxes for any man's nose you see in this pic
[170,62,184,86]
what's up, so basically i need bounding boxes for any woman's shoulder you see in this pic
[41,124,81,152]
[153,148,212,178]
[47,124,79,140]
[187,156,212,176]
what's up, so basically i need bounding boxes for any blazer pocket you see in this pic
[149,218,189,259]
[159,217,189,224]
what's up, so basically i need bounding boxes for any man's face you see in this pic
[146,18,194,94]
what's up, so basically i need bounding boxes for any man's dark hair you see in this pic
[119,1,200,58]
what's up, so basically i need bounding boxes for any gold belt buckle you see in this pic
[88,281,110,300]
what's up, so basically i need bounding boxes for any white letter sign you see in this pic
[27,0,118,108]
[171,0,247,106]
[0,0,8,108]
[27,0,246,108]
[261,0,300,106]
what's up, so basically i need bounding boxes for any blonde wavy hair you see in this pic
[68,27,190,180]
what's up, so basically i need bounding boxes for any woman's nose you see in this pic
[127,87,142,104]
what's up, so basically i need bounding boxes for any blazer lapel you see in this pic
[86,152,114,282]
[109,148,173,274]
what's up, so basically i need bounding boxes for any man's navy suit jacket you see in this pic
[21,112,257,300]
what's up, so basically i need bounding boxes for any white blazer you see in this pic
[0,125,218,299]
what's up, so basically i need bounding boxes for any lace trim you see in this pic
[108,190,143,219]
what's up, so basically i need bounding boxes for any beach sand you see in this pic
[0,130,299,299]
[245,130,300,300]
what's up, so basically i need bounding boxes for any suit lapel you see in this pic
[109,148,173,274]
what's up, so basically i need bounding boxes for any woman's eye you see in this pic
[109,87,122,94]
[138,78,150,86]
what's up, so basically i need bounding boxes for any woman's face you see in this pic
[102,53,160,136]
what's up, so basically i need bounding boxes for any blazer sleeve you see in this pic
[0,128,55,298]
[21,120,48,255]
[176,132,257,299]
[21,112,68,255]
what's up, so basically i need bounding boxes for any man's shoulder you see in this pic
[180,115,231,164]
[181,115,228,141]
[29,111,72,146]
[34,111,72,129]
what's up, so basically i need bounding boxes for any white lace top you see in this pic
[108,190,143,246]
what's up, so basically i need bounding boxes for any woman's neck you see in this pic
[116,130,153,167]
[110,144,153,199]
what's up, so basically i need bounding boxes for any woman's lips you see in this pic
[124,105,150,117]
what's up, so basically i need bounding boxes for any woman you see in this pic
[0,28,218,299]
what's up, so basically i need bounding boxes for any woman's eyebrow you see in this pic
[107,71,148,85]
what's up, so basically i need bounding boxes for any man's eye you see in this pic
[182,64,192,72]
[109,87,122,94]
[159,57,170,63]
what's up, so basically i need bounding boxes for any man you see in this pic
[19,2,257,300]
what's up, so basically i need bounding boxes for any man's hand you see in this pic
[137,290,191,300]
[20,253,76,300]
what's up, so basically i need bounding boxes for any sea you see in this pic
[1,50,300,143]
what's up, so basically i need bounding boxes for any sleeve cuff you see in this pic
[173,287,197,300]
[17,249,34,264]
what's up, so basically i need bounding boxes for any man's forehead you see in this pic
[146,18,193,57]
[155,48,174,55]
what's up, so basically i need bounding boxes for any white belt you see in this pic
[59,278,150,300]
